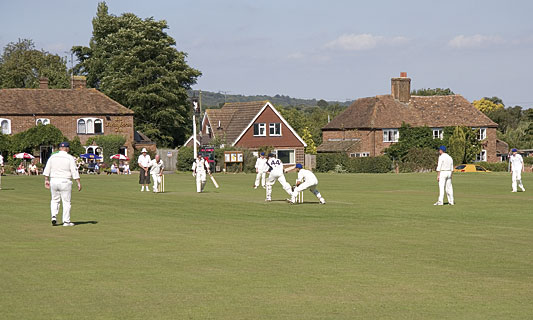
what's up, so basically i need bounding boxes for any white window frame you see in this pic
[0,118,12,134]
[432,128,443,140]
[253,123,266,136]
[36,118,50,125]
[350,152,370,158]
[476,127,487,141]
[475,149,487,162]
[275,149,296,164]
[77,117,104,134]
[269,123,282,136]
[383,129,399,143]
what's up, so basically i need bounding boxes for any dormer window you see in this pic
[36,118,50,125]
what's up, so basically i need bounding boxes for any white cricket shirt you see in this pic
[510,154,523,172]
[266,157,284,175]
[137,154,151,168]
[150,159,164,175]
[43,151,80,180]
[255,157,268,172]
[436,153,454,172]
[297,168,318,185]
[192,158,208,174]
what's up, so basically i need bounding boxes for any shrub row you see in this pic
[316,153,392,173]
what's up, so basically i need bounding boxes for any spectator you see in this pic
[29,161,39,175]
[16,162,27,175]
[111,162,118,174]
[124,162,131,174]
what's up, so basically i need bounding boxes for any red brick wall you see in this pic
[483,127,498,162]
[236,106,304,148]
[5,114,135,155]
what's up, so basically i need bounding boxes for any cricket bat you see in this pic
[210,174,220,188]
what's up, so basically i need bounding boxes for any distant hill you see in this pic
[188,90,353,108]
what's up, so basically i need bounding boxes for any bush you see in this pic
[524,157,533,165]
[87,135,126,165]
[177,147,194,172]
[316,153,392,173]
[476,161,508,172]
[399,148,438,172]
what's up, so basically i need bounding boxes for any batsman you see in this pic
[290,164,326,204]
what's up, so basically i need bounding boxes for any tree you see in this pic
[385,123,439,160]
[0,39,69,89]
[317,99,328,107]
[87,134,126,165]
[72,2,201,147]
[473,98,504,114]
[483,96,504,106]
[447,126,481,164]
[485,106,523,133]
[9,124,66,154]
[411,88,455,96]
[68,136,85,157]
[301,127,316,154]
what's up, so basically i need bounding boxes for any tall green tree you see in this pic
[0,39,69,88]
[72,2,201,147]
[447,126,481,164]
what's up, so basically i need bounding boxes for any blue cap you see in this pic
[260,152,265,156]
[511,148,517,152]
[439,145,446,152]
[295,163,303,169]
[59,142,70,148]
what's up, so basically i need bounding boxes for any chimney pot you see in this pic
[391,73,411,103]
[39,77,49,89]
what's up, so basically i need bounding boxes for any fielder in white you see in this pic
[434,145,454,206]
[290,163,326,204]
[192,154,210,193]
[150,154,165,193]
[43,142,82,226]
[253,152,268,189]
[0,153,4,190]
[265,153,292,202]
[509,148,525,192]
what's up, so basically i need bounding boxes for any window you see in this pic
[36,118,50,125]
[432,128,443,140]
[475,166,487,172]
[77,118,103,134]
[0,118,11,134]
[206,125,210,135]
[94,119,103,134]
[269,123,281,136]
[77,119,86,134]
[476,128,487,140]
[349,152,370,158]
[475,150,487,162]
[276,149,295,164]
[253,123,266,136]
[383,129,399,142]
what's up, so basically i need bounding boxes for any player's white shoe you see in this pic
[265,198,271,202]
[63,222,75,227]
[319,198,326,204]
[433,202,443,206]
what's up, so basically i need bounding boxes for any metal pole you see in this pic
[193,113,197,158]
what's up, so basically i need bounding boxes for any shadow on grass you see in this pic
[0,188,16,191]
[73,221,98,225]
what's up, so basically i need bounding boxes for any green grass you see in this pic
[1,172,532,319]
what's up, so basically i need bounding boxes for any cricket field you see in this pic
[1,172,532,319]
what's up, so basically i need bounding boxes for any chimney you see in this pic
[39,77,49,89]
[71,76,87,89]
[391,72,411,103]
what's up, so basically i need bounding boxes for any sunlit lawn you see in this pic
[1,172,532,319]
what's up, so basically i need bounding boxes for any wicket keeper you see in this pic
[290,164,326,204]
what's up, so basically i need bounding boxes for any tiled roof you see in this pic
[205,101,268,144]
[0,88,134,115]
[323,95,497,130]
[496,139,509,154]
[316,139,360,153]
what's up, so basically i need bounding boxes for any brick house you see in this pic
[0,77,135,163]
[185,101,306,165]
[319,74,504,162]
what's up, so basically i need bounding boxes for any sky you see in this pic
[1,0,533,107]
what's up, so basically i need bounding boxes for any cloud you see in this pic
[287,52,305,60]
[325,33,408,51]
[448,34,504,48]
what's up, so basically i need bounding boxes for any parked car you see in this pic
[453,164,491,172]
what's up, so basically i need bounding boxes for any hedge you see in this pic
[316,153,392,173]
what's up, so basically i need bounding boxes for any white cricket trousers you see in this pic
[266,172,292,200]
[254,171,266,188]
[512,170,524,192]
[152,174,161,192]
[50,178,73,223]
[292,181,322,202]
[196,172,207,193]
[438,171,454,204]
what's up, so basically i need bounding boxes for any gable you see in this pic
[233,102,306,147]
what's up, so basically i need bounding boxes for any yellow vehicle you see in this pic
[453,164,491,173]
